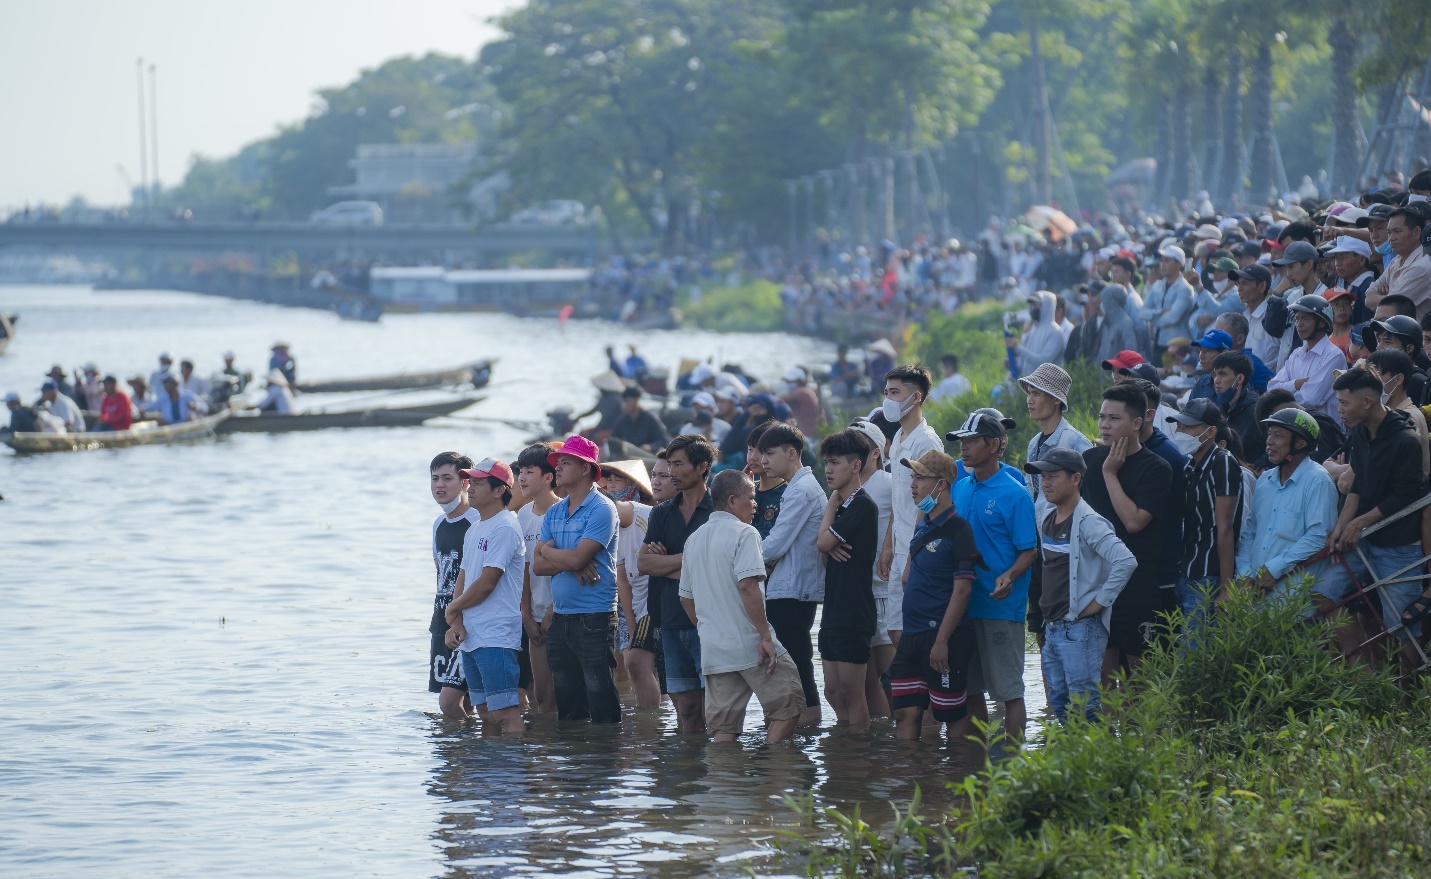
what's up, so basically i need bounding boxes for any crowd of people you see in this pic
[2,343,297,435]
[426,173,1431,740]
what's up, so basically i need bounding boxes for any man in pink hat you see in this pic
[531,435,623,723]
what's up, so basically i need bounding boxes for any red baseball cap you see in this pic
[1323,286,1355,302]
[547,435,601,469]
[1100,350,1145,371]
[460,457,514,486]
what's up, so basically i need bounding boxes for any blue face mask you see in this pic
[1376,240,1394,256]
[916,481,942,515]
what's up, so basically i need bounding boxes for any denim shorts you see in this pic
[459,647,521,711]
[660,626,704,693]
[1316,541,1425,638]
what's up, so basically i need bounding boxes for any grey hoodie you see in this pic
[1014,290,1067,375]
[1094,284,1140,365]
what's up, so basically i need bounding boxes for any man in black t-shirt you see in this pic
[429,451,477,718]
[816,429,879,729]
[638,435,718,734]
[611,386,671,452]
[1080,384,1172,678]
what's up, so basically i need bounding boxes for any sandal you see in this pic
[1400,594,1431,626]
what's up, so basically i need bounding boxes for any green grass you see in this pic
[762,580,1431,878]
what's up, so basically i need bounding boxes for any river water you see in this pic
[0,284,1045,878]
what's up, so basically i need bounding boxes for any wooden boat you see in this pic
[293,359,494,394]
[216,396,483,434]
[4,410,230,453]
[602,436,657,465]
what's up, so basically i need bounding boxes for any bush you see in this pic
[682,279,785,332]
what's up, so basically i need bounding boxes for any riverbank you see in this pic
[768,578,1431,877]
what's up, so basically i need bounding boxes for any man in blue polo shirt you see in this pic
[532,435,622,724]
[948,410,1038,741]
[889,449,982,742]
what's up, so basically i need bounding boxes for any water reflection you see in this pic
[429,659,1046,877]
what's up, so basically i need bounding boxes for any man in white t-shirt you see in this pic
[514,443,560,714]
[444,457,527,734]
[878,365,943,647]
[930,353,971,403]
[679,470,804,743]
[429,451,478,718]
[602,458,662,709]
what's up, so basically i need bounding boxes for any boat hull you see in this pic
[4,410,230,453]
[216,396,482,433]
[293,359,493,394]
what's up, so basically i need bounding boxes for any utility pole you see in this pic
[136,58,148,215]
[149,63,160,208]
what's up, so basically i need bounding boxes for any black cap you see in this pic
[1022,447,1086,476]
[946,411,1007,441]
[1359,204,1395,226]
[1166,398,1226,428]
[1229,263,1272,285]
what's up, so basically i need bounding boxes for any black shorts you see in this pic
[1108,581,1164,658]
[518,629,534,691]
[818,626,873,665]
[629,614,661,654]
[888,626,976,723]
[428,627,467,694]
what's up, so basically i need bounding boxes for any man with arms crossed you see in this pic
[515,443,560,714]
[443,459,527,733]
[815,428,880,729]
[533,436,623,723]
[850,418,895,717]
[640,435,719,734]
[429,451,476,718]
[680,470,805,743]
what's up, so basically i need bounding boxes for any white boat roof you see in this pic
[371,267,591,283]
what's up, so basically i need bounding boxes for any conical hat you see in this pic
[601,459,653,500]
[590,370,628,393]
[867,338,898,358]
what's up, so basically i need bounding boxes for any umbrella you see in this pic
[1023,205,1077,241]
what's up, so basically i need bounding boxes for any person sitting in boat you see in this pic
[179,360,210,400]
[610,386,670,453]
[678,392,731,443]
[152,374,209,425]
[4,392,39,433]
[150,353,176,392]
[573,370,627,442]
[94,375,134,432]
[247,370,295,415]
[76,363,105,411]
[269,342,297,387]
[624,344,649,383]
[127,376,155,420]
[36,380,85,432]
[43,365,78,406]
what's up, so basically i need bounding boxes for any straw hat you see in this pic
[590,370,628,393]
[867,338,898,358]
[601,459,653,500]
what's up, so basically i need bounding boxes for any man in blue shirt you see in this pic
[533,435,622,723]
[889,449,982,742]
[948,410,1038,741]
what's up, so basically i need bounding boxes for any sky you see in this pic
[0,0,520,210]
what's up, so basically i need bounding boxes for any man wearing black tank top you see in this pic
[430,451,479,718]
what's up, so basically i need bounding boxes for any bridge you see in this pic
[0,221,620,259]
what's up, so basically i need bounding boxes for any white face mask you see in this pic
[1409,194,1428,204]
[437,495,464,516]
[1381,376,1402,406]
[882,394,916,422]
[1170,428,1209,456]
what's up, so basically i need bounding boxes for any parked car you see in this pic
[309,201,384,226]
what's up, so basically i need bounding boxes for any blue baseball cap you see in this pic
[1350,322,1371,347]
[1191,329,1234,350]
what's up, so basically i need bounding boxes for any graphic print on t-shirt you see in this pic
[432,513,477,629]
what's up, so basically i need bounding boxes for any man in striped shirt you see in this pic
[1165,400,1242,636]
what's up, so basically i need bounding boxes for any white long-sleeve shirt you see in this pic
[1266,335,1345,425]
